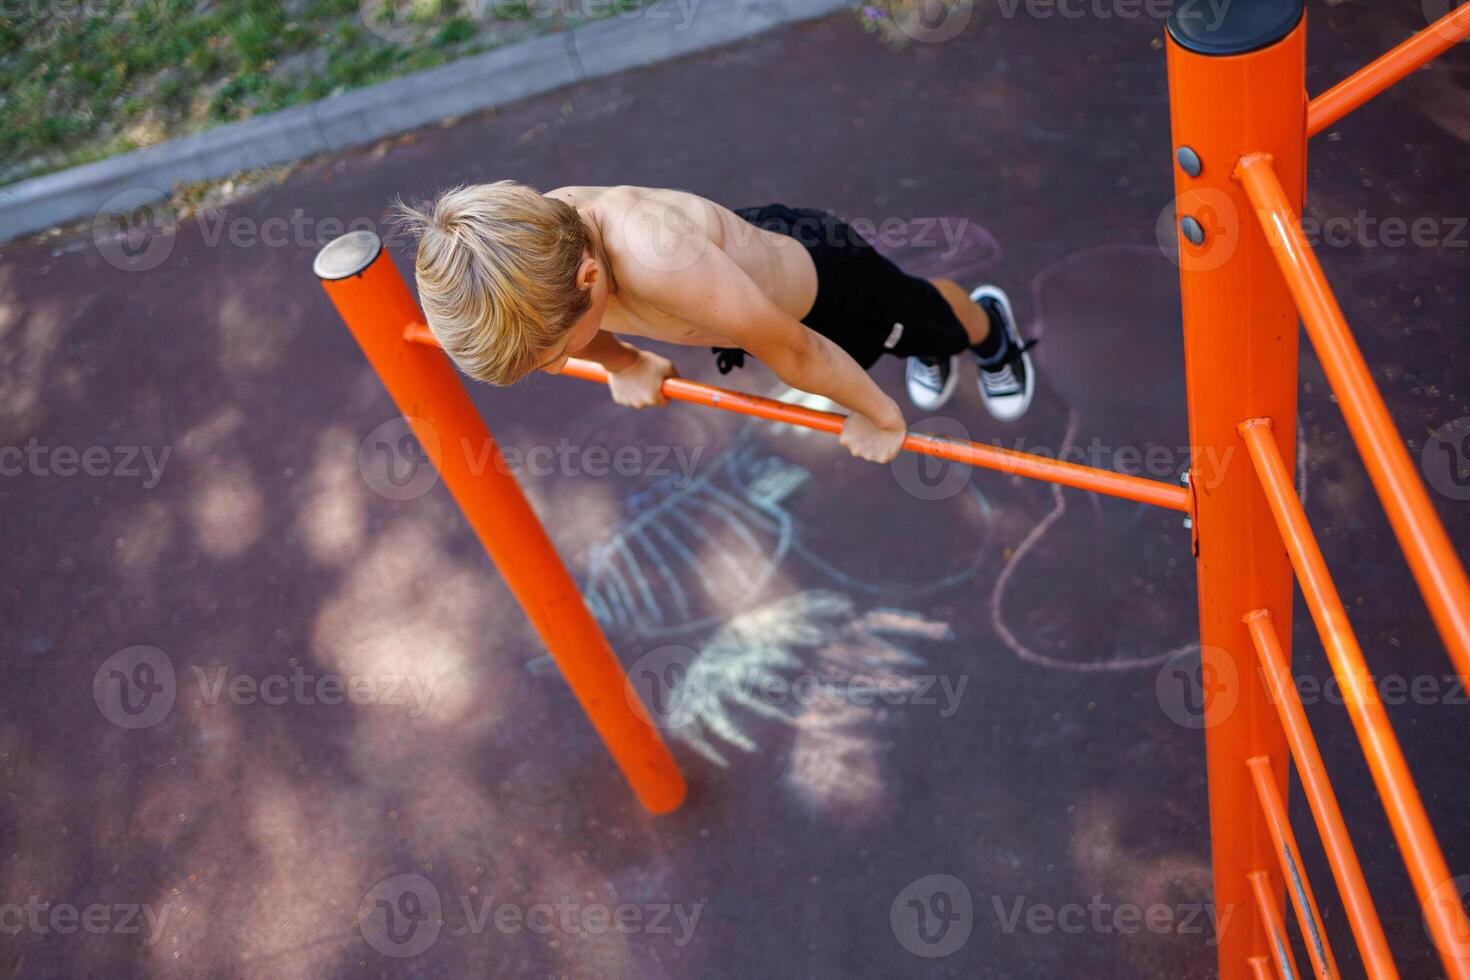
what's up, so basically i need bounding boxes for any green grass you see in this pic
[0,0,643,184]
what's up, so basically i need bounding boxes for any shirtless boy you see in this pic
[393,182,1035,463]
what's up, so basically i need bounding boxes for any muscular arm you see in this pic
[628,242,905,432]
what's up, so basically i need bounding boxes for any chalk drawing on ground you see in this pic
[650,590,953,767]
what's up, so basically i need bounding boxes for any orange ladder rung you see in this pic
[1245,611,1399,979]
[1247,755,1339,979]
[1240,417,1470,980]
[1249,870,1304,980]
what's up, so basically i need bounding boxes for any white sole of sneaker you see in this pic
[971,284,1034,423]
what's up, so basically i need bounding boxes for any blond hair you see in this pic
[391,181,591,385]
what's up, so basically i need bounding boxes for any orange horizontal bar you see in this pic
[1245,611,1399,980]
[403,322,1191,512]
[1250,869,1303,980]
[1240,418,1470,980]
[1308,4,1470,135]
[1247,755,1340,980]
[1237,154,1470,686]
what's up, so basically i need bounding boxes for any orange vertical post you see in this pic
[1165,3,1307,975]
[313,231,686,814]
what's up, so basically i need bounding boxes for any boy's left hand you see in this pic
[840,413,907,463]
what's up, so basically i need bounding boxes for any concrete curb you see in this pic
[0,0,848,243]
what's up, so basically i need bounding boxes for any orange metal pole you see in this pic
[1250,869,1305,980]
[1237,153,1470,687]
[1240,418,1470,979]
[403,322,1192,512]
[1165,6,1306,975]
[1307,4,1470,135]
[1248,956,1277,980]
[1245,610,1399,980]
[314,232,686,814]
[1247,755,1340,980]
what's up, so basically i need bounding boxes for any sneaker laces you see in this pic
[980,362,1021,396]
[911,358,946,391]
[978,339,1036,396]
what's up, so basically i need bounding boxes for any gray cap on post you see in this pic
[1168,0,1302,56]
[313,230,383,281]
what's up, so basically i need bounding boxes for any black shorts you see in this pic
[712,204,970,374]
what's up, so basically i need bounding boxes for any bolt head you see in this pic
[1176,146,1203,177]
[1180,216,1206,246]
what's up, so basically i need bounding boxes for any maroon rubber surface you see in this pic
[2,3,1469,977]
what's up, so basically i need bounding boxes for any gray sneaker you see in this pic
[971,285,1035,423]
[906,353,961,411]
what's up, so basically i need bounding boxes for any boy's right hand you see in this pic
[607,350,677,409]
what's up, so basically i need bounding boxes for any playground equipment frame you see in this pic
[313,3,1470,975]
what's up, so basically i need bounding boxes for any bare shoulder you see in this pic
[594,187,737,291]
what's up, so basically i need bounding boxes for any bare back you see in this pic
[546,185,818,347]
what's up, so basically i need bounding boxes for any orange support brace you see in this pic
[1237,152,1470,687]
[1165,5,1306,975]
[1240,418,1470,979]
[1248,956,1276,980]
[1245,610,1398,980]
[1307,5,1470,136]
[314,232,686,814]
[1247,755,1339,979]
